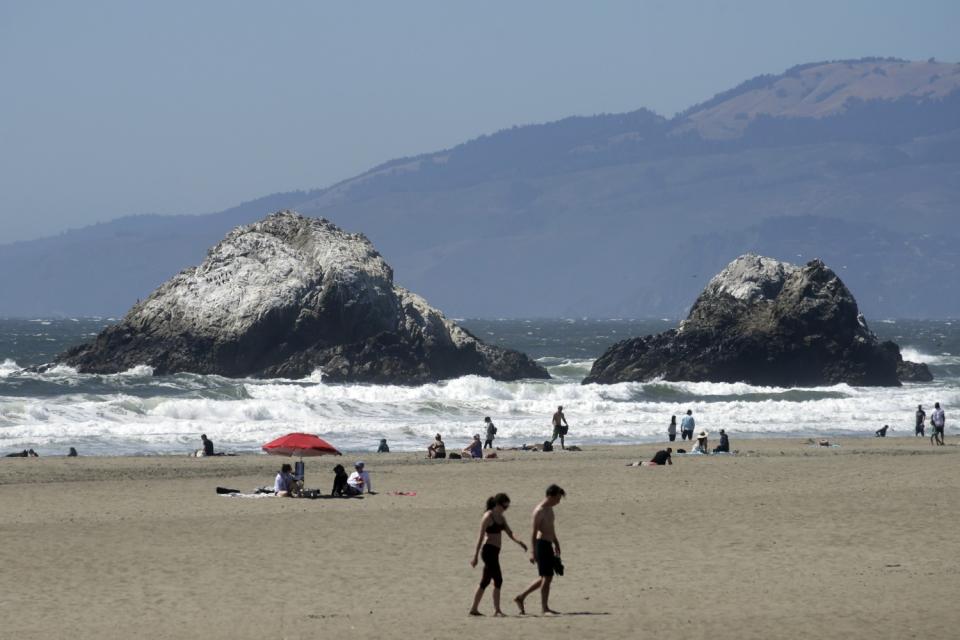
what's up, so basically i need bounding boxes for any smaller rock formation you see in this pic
[584,254,931,387]
[58,211,548,384]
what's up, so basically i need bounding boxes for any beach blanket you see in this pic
[388,491,417,496]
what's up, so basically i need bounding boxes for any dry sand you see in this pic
[2,437,959,640]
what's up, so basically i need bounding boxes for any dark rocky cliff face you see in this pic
[583,255,931,387]
[58,211,548,384]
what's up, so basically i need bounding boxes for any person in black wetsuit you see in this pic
[469,493,528,616]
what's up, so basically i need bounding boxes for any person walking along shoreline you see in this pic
[515,484,565,615]
[469,493,527,616]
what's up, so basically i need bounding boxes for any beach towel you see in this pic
[388,491,417,496]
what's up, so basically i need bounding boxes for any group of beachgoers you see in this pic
[665,410,730,455]
[872,402,948,443]
[422,406,573,460]
[910,402,948,445]
[272,459,374,498]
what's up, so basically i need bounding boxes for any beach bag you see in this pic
[449,452,462,459]
[542,441,553,452]
[560,425,568,436]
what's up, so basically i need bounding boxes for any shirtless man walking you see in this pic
[515,484,565,615]
[550,406,569,450]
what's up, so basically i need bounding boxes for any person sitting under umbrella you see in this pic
[346,461,374,495]
[274,463,301,497]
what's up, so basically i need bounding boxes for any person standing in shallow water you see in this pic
[667,415,677,442]
[469,493,527,616]
[931,402,946,446]
[550,406,569,449]
[515,484,565,615]
[915,405,926,437]
[680,410,695,441]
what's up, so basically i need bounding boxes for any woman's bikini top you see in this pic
[485,516,505,534]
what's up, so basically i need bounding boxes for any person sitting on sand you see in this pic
[692,430,708,453]
[428,434,446,459]
[331,464,348,496]
[713,429,729,453]
[274,463,301,497]
[201,434,215,456]
[875,425,889,437]
[67,447,78,457]
[377,438,390,453]
[463,434,483,459]
[346,461,374,495]
[650,448,673,465]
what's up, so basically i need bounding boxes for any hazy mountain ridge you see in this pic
[2,59,959,318]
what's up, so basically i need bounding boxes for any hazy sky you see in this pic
[1,0,958,243]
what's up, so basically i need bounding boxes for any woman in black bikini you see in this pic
[469,493,528,616]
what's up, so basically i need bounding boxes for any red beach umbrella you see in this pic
[262,432,342,457]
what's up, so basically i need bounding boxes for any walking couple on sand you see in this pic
[469,484,565,616]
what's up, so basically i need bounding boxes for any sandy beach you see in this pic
[2,437,959,640]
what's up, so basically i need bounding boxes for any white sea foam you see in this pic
[899,347,960,366]
[1,356,957,455]
[4,317,957,455]
[0,359,20,378]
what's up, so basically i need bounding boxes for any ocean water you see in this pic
[0,318,958,456]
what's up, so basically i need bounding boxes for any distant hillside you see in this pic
[2,58,959,318]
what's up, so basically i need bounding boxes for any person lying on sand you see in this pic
[626,448,672,466]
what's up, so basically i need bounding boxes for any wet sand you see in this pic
[2,437,958,640]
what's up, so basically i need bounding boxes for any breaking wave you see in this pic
[1,358,957,455]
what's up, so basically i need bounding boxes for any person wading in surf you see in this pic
[550,407,569,450]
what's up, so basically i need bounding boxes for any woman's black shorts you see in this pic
[480,544,503,588]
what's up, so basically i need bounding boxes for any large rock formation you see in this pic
[58,211,549,383]
[583,254,931,387]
